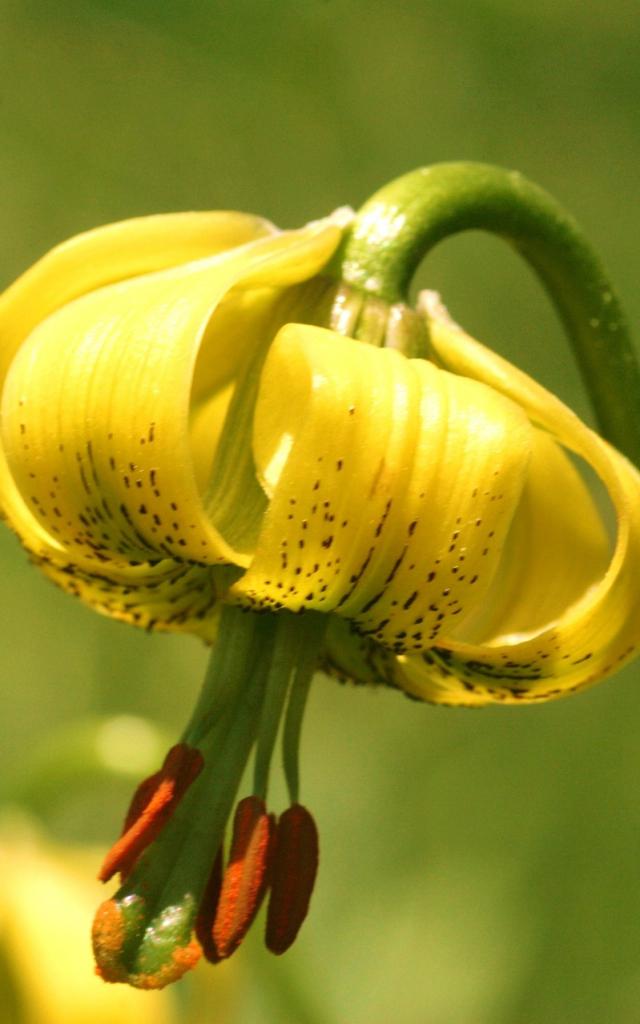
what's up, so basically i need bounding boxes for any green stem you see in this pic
[332,162,640,464]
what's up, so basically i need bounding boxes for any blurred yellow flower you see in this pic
[0,815,179,1023]
[0,813,241,1021]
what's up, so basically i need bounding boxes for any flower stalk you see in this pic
[330,162,640,463]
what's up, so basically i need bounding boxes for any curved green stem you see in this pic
[332,162,640,464]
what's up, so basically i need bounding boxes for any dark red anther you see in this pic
[265,803,319,955]
[194,846,224,964]
[212,796,275,959]
[121,769,163,835]
[98,743,204,883]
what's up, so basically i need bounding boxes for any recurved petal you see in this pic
[231,323,533,654]
[0,211,277,381]
[391,299,640,704]
[320,615,394,688]
[0,212,274,552]
[34,556,225,641]
[449,428,610,646]
[1,217,344,614]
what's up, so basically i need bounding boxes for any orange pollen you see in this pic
[92,898,127,983]
[98,743,204,883]
[129,940,202,990]
[121,769,163,834]
[211,796,275,959]
[265,803,319,955]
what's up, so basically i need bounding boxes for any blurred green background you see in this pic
[1,1,640,1022]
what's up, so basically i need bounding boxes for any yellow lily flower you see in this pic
[1,164,638,987]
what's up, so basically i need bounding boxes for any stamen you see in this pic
[265,803,319,955]
[281,628,322,803]
[212,796,275,959]
[252,615,301,800]
[98,743,204,882]
[92,607,281,988]
[121,769,163,833]
[194,846,224,964]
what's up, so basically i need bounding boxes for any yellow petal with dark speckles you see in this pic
[0,216,344,634]
[231,323,534,657]
[387,303,640,704]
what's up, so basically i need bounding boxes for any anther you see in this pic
[194,846,224,964]
[265,803,319,955]
[98,743,204,883]
[121,769,163,834]
[212,796,275,959]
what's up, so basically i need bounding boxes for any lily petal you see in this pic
[232,323,534,658]
[451,429,610,644]
[0,218,343,633]
[0,211,276,370]
[390,303,640,704]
